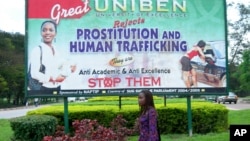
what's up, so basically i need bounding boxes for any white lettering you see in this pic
[113,0,126,11]
[94,0,186,12]
[157,0,169,12]
[51,1,90,24]
[95,0,108,12]
[140,0,153,11]
[173,0,186,12]
[234,129,248,136]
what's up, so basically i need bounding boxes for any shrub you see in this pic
[43,115,135,141]
[28,102,228,134]
[87,96,161,102]
[158,103,228,134]
[10,115,57,141]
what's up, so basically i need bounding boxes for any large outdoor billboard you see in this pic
[26,0,228,97]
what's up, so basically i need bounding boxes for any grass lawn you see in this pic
[1,97,250,141]
[65,97,206,106]
[0,119,13,141]
[127,132,229,141]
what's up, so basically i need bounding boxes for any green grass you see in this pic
[1,97,250,141]
[64,97,206,106]
[0,119,13,141]
[127,132,229,141]
[228,109,250,124]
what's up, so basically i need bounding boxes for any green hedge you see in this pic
[158,103,228,134]
[27,102,228,134]
[87,96,162,102]
[9,115,57,141]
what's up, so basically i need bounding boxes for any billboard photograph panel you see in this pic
[26,0,227,96]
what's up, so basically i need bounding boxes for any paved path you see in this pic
[222,101,250,110]
[0,105,46,119]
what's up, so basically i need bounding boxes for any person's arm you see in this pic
[52,50,69,82]
[30,47,50,83]
[197,47,206,62]
[56,47,77,74]
[148,108,158,141]
[55,75,66,82]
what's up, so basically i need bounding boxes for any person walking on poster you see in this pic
[180,40,206,88]
[28,20,76,92]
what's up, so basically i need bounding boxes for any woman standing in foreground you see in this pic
[138,90,160,141]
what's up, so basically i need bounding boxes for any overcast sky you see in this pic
[0,0,25,34]
[0,0,249,34]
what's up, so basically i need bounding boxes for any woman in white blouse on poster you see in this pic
[29,20,76,91]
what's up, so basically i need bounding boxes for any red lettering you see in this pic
[113,21,120,28]
[125,77,161,86]
[113,78,121,85]
[126,77,133,86]
[143,77,151,86]
[132,19,137,25]
[113,17,145,28]
[88,77,121,88]
[88,78,96,88]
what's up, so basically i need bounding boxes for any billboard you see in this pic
[26,0,227,96]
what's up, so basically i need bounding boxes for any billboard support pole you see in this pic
[164,95,166,107]
[187,95,193,136]
[119,96,122,110]
[63,97,69,133]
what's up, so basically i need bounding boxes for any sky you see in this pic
[0,0,249,35]
[0,0,25,34]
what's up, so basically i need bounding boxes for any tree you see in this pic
[228,3,250,65]
[227,2,250,96]
[238,50,250,94]
[0,75,8,94]
[228,62,240,92]
[0,31,25,105]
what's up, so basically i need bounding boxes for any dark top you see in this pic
[139,107,159,141]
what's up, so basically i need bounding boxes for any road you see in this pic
[219,100,250,110]
[0,106,45,119]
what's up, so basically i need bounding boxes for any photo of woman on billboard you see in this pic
[180,40,206,88]
[28,20,76,92]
